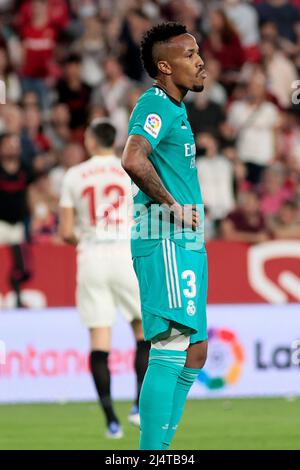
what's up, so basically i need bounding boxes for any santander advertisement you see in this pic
[0,305,299,403]
[1,241,300,308]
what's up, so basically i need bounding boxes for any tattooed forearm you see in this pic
[122,135,175,207]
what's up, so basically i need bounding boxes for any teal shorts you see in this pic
[133,239,208,344]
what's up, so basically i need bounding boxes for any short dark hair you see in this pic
[140,22,187,79]
[89,119,116,148]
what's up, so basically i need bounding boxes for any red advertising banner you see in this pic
[0,240,300,308]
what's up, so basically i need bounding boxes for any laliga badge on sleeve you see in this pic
[143,113,162,139]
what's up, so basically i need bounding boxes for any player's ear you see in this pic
[157,60,172,76]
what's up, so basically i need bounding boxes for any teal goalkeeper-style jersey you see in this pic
[128,85,205,257]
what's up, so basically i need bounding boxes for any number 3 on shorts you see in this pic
[182,270,196,299]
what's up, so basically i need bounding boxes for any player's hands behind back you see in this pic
[171,203,200,231]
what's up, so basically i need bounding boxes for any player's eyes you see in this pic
[187,52,200,59]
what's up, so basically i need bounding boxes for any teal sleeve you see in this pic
[129,91,176,151]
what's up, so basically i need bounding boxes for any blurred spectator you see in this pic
[91,56,133,115]
[88,104,109,123]
[45,103,71,151]
[28,171,59,243]
[284,153,300,195]
[119,8,151,81]
[104,16,122,55]
[268,200,300,239]
[196,132,235,221]
[259,19,300,59]
[163,0,202,35]
[126,86,144,115]
[220,144,250,195]
[203,207,217,241]
[220,190,269,243]
[0,133,33,244]
[278,107,300,169]
[260,39,298,108]
[0,133,33,306]
[256,0,300,44]
[73,14,106,87]
[0,9,23,70]
[21,90,40,108]
[0,0,297,252]
[55,53,92,133]
[0,45,21,103]
[0,104,37,165]
[259,165,293,217]
[16,0,69,33]
[48,142,85,198]
[91,56,134,148]
[204,8,245,85]
[32,151,57,175]
[225,70,280,184]
[18,0,58,110]
[0,0,15,13]
[295,178,300,206]
[260,20,279,43]
[23,105,51,153]
[224,0,260,62]
[186,92,225,136]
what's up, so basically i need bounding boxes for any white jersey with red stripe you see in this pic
[60,154,133,246]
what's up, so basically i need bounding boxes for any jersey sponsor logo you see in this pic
[144,113,162,139]
[184,143,196,168]
[184,143,196,157]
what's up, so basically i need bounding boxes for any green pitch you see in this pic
[0,397,299,450]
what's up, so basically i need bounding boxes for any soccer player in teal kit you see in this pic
[122,23,208,450]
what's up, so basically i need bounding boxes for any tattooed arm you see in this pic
[122,135,175,206]
[121,134,199,230]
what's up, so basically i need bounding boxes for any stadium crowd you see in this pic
[0,0,300,246]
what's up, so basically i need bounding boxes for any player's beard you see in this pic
[192,84,204,92]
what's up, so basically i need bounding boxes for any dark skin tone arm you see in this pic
[121,134,199,230]
[122,134,174,206]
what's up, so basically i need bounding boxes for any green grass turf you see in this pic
[0,397,299,450]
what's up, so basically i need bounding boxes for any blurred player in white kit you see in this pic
[59,119,149,439]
